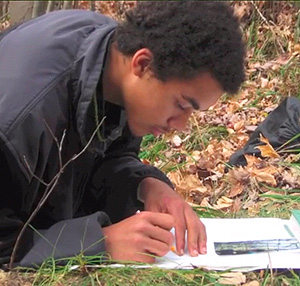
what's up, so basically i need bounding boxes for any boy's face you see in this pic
[123,71,223,137]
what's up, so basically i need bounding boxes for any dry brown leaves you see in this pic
[166,104,300,212]
[163,2,300,214]
[255,134,280,159]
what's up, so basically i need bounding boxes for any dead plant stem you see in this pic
[9,116,106,269]
[250,0,285,54]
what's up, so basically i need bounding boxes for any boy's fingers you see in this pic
[174,209,186,255]
[138,211,175,231]
[197,220,207,254]
[147,224,174,247]
[145,236,173,257]
[186,209,207,256]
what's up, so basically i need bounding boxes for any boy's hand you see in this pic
[102,211,174,263]
[139,177,207,256]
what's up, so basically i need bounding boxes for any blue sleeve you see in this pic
[19,212,111,268]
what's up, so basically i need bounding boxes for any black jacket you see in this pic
[0,10,172,267]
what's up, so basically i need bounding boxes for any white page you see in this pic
[154,217,300,271]
[71,217,300,272]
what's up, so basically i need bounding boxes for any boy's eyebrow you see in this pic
[182,95,200,110]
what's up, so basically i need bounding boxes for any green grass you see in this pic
[10,260,300,286]
[139,134,169,164]
[184,125,229,152]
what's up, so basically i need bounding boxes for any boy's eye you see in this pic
[176,102,185,111]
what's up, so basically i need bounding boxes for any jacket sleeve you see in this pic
[92,124,174,208]
[19,212,110,268]
[0,150,111,268]
[0,149,33,266]
[20,124,172,267]
[0,11,117,268]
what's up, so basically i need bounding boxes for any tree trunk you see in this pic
[9,1,34,26]
[58,0,64,10]
[46,1,57,13]
[73,1,79,9]
[32,1,48,18]
[90,1,96,12]
[2,1,9,15]
[63,1,73,10]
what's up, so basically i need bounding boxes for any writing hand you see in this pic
[102,211,174,263]
[139,177,207,256]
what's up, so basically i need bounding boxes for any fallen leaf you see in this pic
[188,187,209,204]
[191,150,201,161]
[252,171,277,186]
[167,172,183,187]
[171,135,182,148]
[255,134,280,158]
[233,120,245,131]
[228,101,241,113]
[232,197,242,212]
[200,197,213,208]
[245,154,262,167]
[229,167,250,185]
[186,164,198,174]
[294,43,300,52]
[197,168,213,179]
[218,272,246,285]
[228,183,244,198]
[242,281,260,286]
[260,77,269,88]
[214,196,234,210]
[245,125,257,133]
[281,170,300,187]
[197,158,215,170]
[184,174,202,189]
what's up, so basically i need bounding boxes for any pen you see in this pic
[170,246,181,256]
[136,210,180,256]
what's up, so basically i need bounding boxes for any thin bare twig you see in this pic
[277,142,300,154]
[22,124,67,204]
[250,0,285,54]
[23,156,48,186]
[9,116,106,269]
[44,120,66,169]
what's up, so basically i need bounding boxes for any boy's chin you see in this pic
[128,124,147,137]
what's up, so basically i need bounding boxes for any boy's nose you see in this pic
[167,111,192,132]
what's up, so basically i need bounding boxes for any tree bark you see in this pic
[63,0,73,10]
[73,1,79,9]
[32,1,48,18]
[2,1,9,15]
[9,1,34,26]
[46,1,57,13]
[90,1,96,12]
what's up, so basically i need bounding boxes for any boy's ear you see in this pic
[131,48,153,77]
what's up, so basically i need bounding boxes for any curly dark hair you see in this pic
[114,1,246,94]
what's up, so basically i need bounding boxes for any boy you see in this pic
[0,1,245,267]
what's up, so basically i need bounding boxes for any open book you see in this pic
[155,210,300,271]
